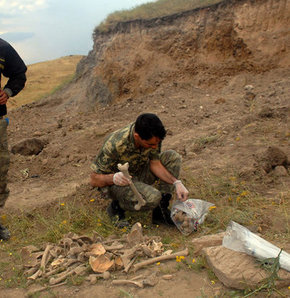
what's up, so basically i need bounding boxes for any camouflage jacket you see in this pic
[91,122,161,176]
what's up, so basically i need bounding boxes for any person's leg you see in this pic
[141,150,182,225]
[0,119,10,240]
[108,182,161,212]
[105,149,181,225]
[105,182,161,227]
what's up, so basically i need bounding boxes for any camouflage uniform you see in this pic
[91,123,181,211]
[0,118,9,208]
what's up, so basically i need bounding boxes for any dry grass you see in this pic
[4,55,83,110]
[96,0,223,32]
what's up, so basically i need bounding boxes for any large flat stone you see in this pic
[202,246,290,290]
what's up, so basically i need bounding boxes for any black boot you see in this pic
[106,200,129,228]
[0,224,11,241]
[152,193,175,226]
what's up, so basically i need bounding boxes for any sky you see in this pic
[0,0,154,65]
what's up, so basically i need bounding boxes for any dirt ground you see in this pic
[1,0,289,296]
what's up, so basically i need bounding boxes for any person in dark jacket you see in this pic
[0,38,27,240]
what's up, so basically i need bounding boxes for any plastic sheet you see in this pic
[223,221,290,272]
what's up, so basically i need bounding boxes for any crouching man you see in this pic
[90,113,189,227]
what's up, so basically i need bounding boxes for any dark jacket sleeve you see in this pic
[2,43,27,97]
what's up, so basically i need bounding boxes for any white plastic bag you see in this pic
[223,221,290,272]
[171,198,214,236]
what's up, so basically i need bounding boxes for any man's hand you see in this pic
[0,89,9,105]
[113,172,131,186]
[173,180,189,202]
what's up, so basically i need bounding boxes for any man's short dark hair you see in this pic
[135,113,166,140]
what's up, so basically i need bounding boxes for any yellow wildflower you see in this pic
[60,203,65,206]
[211,280,215,285]
[236,196,241,202]
[192,258,196,263]
[90,199,95,202]
[209,206,216,211]
[176,256,181,262]
[156,262,160,266]
[9,252,12,256]
[240,191,248,197]
[62,220,67,225]
[235,136,240,141]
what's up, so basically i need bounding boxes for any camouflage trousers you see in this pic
[0,118,10,208]
[103,150,181,211]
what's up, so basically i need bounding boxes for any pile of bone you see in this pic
[22,222,188,288]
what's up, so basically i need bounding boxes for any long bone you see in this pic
[133,248,189,271]
[117,162,146,210]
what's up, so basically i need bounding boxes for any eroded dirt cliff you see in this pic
[74,0,289,107]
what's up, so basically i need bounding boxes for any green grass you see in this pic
[96,0,223,33]
[0,170,289,294]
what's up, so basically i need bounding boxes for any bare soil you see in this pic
[1,0,289,296]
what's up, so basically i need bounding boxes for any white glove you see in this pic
[173,180,189,202]
[113,172,131,186]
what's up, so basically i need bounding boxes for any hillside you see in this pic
[5,55,83,108]
[2,0,290,296]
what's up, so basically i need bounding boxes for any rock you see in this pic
[214,98,226,104]
[33,131,43,137]
[11,138,46,156]
[202,246,290,290]
[192,232,225,255]
[258,107,274,118]
[255,146,289,173]
[244,85,254,92]
[273,165,289,177]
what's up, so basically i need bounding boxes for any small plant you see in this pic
[243,250,285,297]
